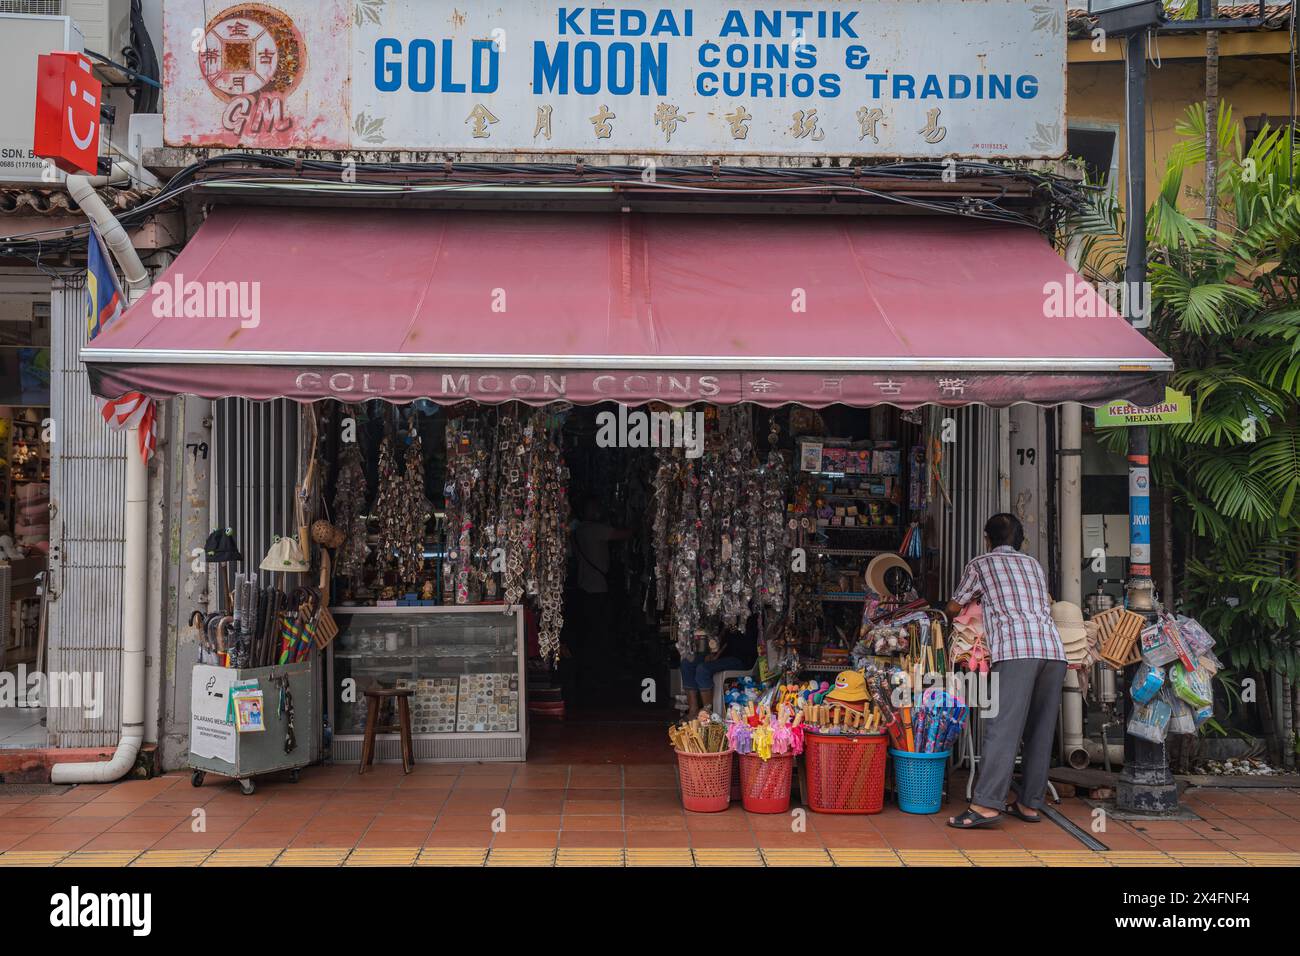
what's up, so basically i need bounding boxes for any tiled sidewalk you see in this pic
[1,763,1298,867]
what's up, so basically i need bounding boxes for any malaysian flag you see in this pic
[88,224,156,462]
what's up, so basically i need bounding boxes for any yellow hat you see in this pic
[825,670,869,704]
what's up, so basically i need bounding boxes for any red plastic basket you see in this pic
[675,748,734,812]
[738,752,794,813]
[803,732,888,814]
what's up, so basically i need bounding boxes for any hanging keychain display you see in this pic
[443,404,571,664]
[650,407,789,661]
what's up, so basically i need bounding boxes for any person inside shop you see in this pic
[679,616,760,716]
[568,498,634,700]
[943,513,1066,829]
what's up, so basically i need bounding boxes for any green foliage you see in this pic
[1067,104,1300,685]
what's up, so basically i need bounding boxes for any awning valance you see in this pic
[83,206,1171,408]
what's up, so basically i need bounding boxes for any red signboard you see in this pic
[33,52,102,175]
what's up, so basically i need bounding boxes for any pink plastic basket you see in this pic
[738,752,794,813]
[803,732,888,814]
[675,749,733,812]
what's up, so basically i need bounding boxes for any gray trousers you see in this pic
[972,658,1067,811]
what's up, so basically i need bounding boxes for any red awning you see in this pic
[84,205,1171,408]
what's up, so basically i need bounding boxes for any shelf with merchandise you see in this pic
[325,604,529,760]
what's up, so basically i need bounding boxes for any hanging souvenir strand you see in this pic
[442,405,571,663]
[333,431,370,582]
[648,406,790,657]
[373,427,431,586]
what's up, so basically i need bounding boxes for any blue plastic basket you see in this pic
[889,749,950,814]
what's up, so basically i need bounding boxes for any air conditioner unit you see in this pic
[0,2,66,16]
[0,11,86,185]
[65,0,132,61]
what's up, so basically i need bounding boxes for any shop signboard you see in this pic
[162,0,1067,159]
[1094,388,1192,427]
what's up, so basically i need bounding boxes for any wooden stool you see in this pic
[359,687,415,774]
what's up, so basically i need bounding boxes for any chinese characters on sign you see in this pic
[164,0,1067,158]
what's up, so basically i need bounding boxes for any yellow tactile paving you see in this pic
[345,847,419,867]
[273,848,349,867]
[417,848,489,866]
[58,850,142,867]
[693,848,764,867]
[1105,851,1180,867]
[626,848,694,867]
[1166,852,1244,867]
[1031,850,1113,867]
[131,849,213,867]
[4,840,1276,868]
[485,848,556,867]
[962,850,1043,867]
[0,851,70,866]
[898,849,972,867]
[203,848,282,867]
[1235,852,1300,867]
[761,848,833,867]
[827,848,903,867]
[556,848,625,867]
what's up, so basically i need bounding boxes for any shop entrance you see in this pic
[552,402,924,736]
[556,406,670,726]
[313,397,927,763]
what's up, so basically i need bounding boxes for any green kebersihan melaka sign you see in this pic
[1094,388,1192,427]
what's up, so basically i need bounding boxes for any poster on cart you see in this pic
[162,0,1067,159]
[190,664,237,763]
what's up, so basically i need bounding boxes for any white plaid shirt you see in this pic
[952,546,1065,662]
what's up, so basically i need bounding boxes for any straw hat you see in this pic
[866,553,913,598]
[1052,601,1089,663]
[260,535,309,574]
[825,670,869,704]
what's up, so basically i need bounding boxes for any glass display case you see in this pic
[326,605,527,762]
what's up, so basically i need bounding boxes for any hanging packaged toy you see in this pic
[1174,615,1215,659]
[1163,686,1197,735]
[1197,650,1223,677]
[1169,662,1212,708]
[1139,616,1185,668]
[1155,613,1195,670]
[1129,662,1165,705]
[1127,697,1172,743]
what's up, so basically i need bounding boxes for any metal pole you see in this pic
[1117,28,1179,815]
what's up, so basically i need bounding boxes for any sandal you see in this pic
[947,808,1001,830]
[1004,784,1042,823]
[1004,803,1042,823]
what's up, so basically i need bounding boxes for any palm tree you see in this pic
[1068,104,1300,765]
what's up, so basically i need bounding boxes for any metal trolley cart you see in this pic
[188,659,318,795]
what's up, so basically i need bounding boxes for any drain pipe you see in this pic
[66,168,149,292]
[1058,235,1089,769]
[52,174,151,784]
[1060,401,1088,767]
